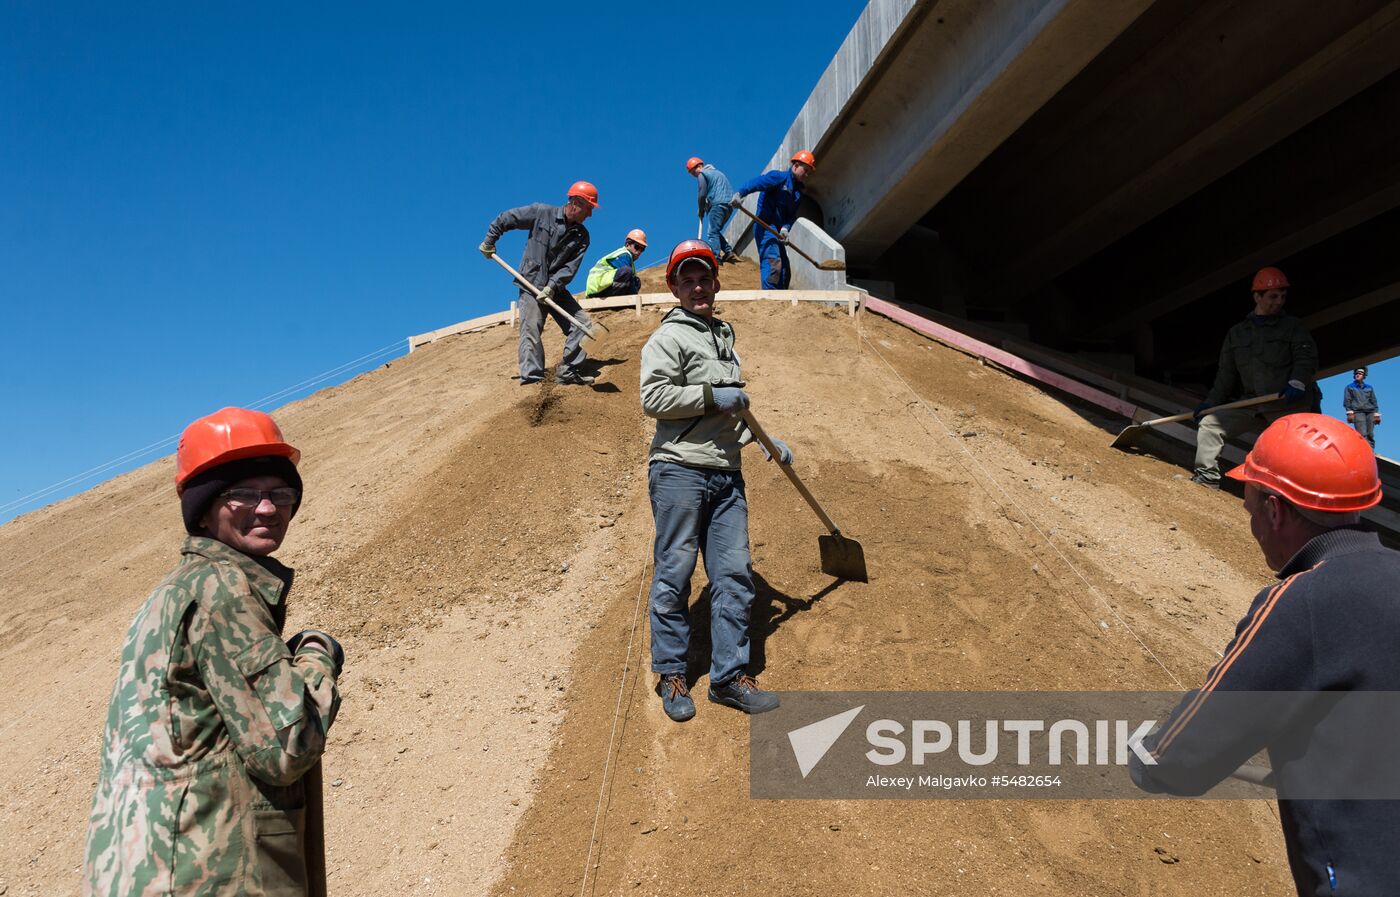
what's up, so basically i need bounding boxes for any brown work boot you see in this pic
[708,674,780,714]
[658,675,695,722]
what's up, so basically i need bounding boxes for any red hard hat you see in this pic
[626,228,648,248]
[567,181,600,209]
[791,150,817,170]
[1226,413,1381,512]
[666,240,718,287]
[176,407,300,493]
[1252,267,1290,292]
[686,157,704,173]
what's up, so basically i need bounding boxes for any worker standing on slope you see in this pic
[1190,267,1318,488]
[730,150,816,290]
[640,240,793,721]
[1343,366,1380,448]
[687,156,737,263]
[585,229,647,298]
[479,182,598,385]
[84,407,344,897]
[1131,413,1399,894]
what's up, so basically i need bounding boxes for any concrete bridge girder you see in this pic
[992,0,1400,304]
[814,0,1154,262]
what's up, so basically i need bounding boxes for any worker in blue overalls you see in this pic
[731,150,815,290]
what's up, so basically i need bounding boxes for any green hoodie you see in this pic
[640,306,753,469]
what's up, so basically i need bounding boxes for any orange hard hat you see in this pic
[626,229,648,248]
[666,239,718,287]
[176,407,300,493]
[567,181,600,209]
[1252,267,1290,292]
[1226,413,1381,512]
[686,157,704,173]
[791,150,817,170]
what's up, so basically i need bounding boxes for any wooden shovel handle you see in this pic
[304,761,327,897]
[738,408,841,535]
[489,253,599,339]
[730,201,825,269]
[1142,393,1282,427]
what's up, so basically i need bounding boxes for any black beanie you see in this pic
[180,456,304,536]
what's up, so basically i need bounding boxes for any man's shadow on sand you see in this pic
[680,571,847,685]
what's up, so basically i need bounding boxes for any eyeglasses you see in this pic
[219,487,301,510]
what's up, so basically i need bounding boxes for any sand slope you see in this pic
[0,261,1292,895]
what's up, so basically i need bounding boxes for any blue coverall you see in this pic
[736,168,803,290]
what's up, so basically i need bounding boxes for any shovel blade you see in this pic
[818,260,847,271]
[1110,422,1152,450]
[819,533,868,582]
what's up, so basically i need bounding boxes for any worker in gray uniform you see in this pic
[1343,366,1381,448]
[687,157,738,263]
[480,181,598,386]
[1191,266,1319,488]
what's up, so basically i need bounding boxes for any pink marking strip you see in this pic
[864,296,1140,420]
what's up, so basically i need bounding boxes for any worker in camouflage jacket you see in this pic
[1191,267,1319,488]
[84,407,343,897]
[1343,366,1381,448]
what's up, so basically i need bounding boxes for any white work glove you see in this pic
[537,285,554,303]
[709,386,749,416]
[778,227,790,245]
[478,241,495,258]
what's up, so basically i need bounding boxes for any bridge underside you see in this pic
[815,0,1400,391]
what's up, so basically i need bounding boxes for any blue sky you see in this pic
[1,2,865,522]
[3,3,1395,524]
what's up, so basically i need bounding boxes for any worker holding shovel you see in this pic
[730,150,816,290]
[84,407,343,897]
[687,156,738,263]
[1190,267,1318,488]
[639,240,793,722]
[479,181,598,386]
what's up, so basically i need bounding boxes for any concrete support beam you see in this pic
[991,1,1400,300]
[1085,69,1400,339]
[786,219,850,292]
[814,0,1152,260]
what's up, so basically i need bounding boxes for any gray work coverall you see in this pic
[1195,313,1318,483]
[1344,382,1380,448]
[483,204,591,381]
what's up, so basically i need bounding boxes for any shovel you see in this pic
[1110,394,1281,450]
[488,253,609,339]
[738,408,868,582]
[731,202,846,271]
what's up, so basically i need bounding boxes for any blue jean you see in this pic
[755,228,789,290]
[703,204,734,258]
[647,461,754,686]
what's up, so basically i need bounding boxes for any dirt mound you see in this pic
[0,270,1291,896]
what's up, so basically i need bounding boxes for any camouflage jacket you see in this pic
[84,536,341,897]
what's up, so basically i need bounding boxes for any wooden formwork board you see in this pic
[408,290,863,351]
[862,296,1140,420]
